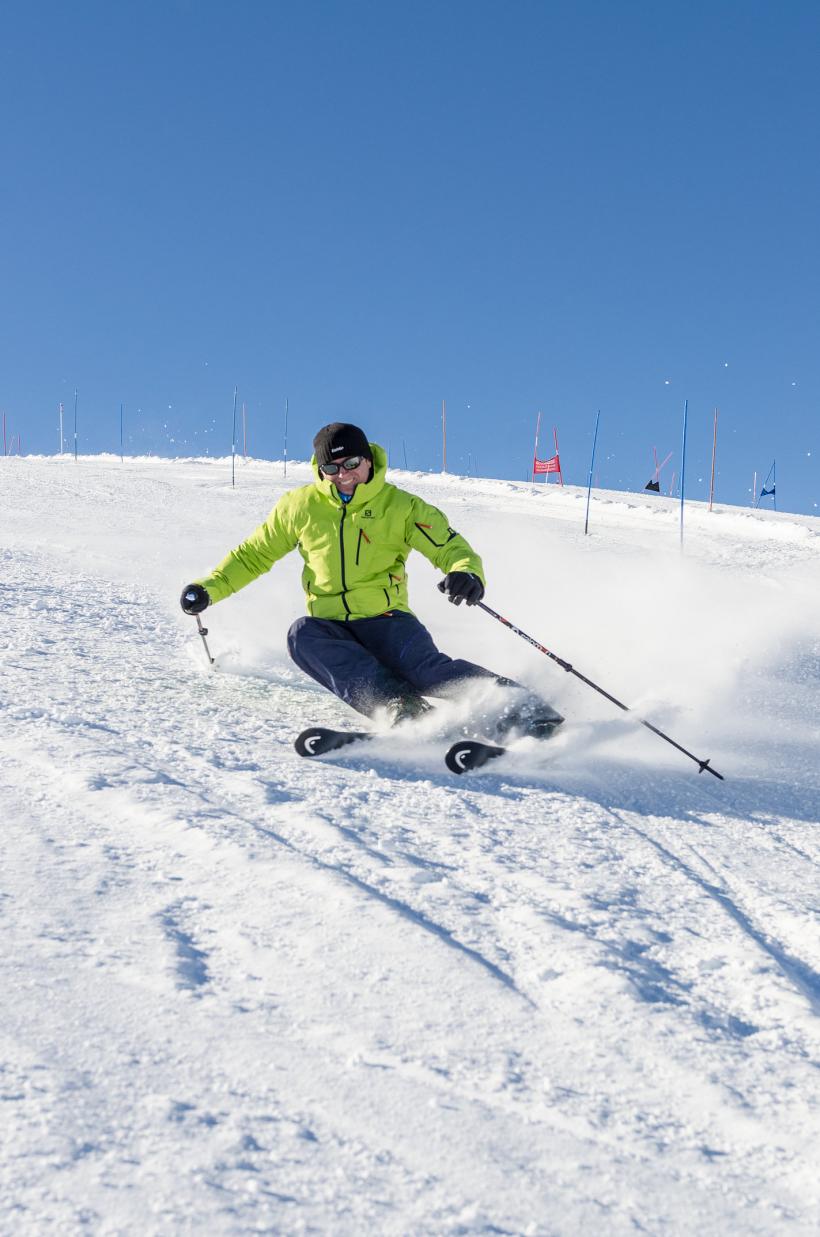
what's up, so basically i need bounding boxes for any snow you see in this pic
[1,453,819,1235]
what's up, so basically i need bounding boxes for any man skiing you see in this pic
[180,422,563,743]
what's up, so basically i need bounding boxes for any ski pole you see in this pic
[477,601,724,780]
[194,614,215,668]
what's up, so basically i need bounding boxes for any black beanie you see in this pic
[312,422,372,470]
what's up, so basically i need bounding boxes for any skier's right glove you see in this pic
[180,584,210,614]
[437,572,485,606]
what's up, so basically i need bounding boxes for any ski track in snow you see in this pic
[1,455,819,1235]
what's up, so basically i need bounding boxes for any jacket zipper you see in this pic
[356,528,370,565]
[339,505,351,617]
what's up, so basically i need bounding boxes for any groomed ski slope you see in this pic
[1,454,819,1236]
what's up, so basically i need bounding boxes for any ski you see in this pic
[294,726,372,758]
[444,738,507,774]
[296,727,509,774]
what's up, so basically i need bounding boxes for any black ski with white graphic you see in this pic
[445,738,507,774]
[294,726,372,758]
[296,726,508,772]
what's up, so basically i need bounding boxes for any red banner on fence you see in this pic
[533,453,561,475]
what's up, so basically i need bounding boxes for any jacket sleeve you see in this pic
[195,500,298,603]
[405,495,485,583]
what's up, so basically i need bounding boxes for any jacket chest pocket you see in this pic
[355,527,370,565]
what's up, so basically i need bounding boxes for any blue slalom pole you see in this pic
[773,460,777,511]
[584,410,600,535]
[679,399,688,548]
[231,385,238,488]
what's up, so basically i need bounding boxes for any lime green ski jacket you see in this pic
[196,444,484,622]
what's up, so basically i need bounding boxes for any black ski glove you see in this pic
[437,572,485,606]
[180,583,210,614]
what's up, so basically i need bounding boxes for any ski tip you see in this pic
[445,740,506,775]
[294,727,371,758]
[294,728,329,758]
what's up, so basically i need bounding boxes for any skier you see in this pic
[180,422,563,742]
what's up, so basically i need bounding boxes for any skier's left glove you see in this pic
[437,572,485,606]
[180,583,210,614]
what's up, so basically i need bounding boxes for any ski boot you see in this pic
[491,690,564,743]
[384,693,433,726]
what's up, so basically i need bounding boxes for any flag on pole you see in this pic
[757,461,776,508]
[533,453,561,475]
[531,419,563,484]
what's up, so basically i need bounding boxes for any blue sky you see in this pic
[2,1,819,512]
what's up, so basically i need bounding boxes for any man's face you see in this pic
[324,455,372,495]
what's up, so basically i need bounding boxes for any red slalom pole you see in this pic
[477,601,724,779]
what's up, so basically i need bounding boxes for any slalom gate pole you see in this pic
[708,408,718,512]
[442,399,447,473]
[583,410,600,535]
[773,460,777,512]
[679,398,688,549]
[194,615,215,667]
[477,601,724,779]
[231,385,238,489]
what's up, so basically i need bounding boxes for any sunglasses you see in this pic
[321,455,366,476]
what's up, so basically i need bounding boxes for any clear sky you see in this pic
[2,0,819,512]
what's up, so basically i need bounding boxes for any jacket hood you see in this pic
[311,442,387,509]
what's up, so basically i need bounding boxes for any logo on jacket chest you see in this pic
[359,509,375,519]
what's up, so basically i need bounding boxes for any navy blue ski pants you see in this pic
[287,611,500,717]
